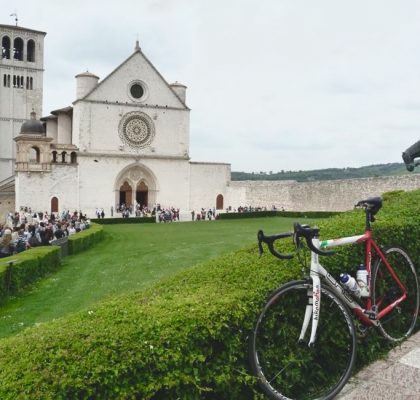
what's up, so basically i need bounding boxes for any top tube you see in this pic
[319,232,370,249]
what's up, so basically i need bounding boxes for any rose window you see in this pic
[119,112,155,149]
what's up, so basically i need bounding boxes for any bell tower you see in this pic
[0,23,46,182]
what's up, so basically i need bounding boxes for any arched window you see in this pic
[26,76,29,89]
[61,151,67,163]
[20,76,24,88]
[29,147,40,163]
[13,37,24,60]
[27,40,35,62]
[13,75,16,87]
[1,36,10,59]
[3,74,6,87]
[70,152,77,163]
[7,75,10,87]
[216,194,224,210]
[52,151,58,163]
[30,77,33,89]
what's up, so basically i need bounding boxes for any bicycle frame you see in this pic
[302,230,408,347]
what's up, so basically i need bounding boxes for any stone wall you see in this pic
[226,174,420,211]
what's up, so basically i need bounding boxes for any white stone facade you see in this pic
[11,42,232,217]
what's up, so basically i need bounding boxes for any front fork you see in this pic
[298,244,321,347]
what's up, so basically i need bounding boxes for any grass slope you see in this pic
[0,217,313,338]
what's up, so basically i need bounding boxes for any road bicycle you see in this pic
[249,197,419,400]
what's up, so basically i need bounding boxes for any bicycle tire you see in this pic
[249,280,357,400]
[372,246,419,341]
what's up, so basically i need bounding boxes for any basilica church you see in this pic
[0,23,231,218]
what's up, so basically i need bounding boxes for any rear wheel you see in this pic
[249,280,357,400]
[372,247,419,341]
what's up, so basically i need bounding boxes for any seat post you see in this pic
[365,209,372,231]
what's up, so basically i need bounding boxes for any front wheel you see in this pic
[249,280,357,400]
[372,247,419,341]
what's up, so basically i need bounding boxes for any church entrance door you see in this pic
[136,181,148,207]
[51,196,59,213]
[119,181,133,208]
[216,194,224,210]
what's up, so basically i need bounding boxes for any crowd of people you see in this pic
[116,203,154,218]
[190,208,218,221]
[0,207,90,259]
[228,205,282,213]
[116,203,181,222]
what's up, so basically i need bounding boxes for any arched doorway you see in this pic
[136,181,148,207]
[119,181,133,207]
[51,197,59,213]
[216,194,224,210]
[114,164,158,210]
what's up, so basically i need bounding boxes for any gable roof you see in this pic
[73,46,189,110]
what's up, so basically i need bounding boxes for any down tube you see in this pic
[318,263,365,312]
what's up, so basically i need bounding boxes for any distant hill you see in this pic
[231,163,419,182]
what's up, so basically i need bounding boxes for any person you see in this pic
[68,223,76,236]
[39,224,52,246]
[27,225,41,248]
[0,229,14,258]
[101,208,105,219]
[14,229,27,253]
[54,224,65,239]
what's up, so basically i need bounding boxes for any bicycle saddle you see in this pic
[356,197,382,214]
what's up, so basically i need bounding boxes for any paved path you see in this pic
[336,330,420,399]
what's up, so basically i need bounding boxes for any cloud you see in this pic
[7,0,420,171]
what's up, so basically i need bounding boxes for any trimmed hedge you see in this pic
[219,210,341,220]
[91,217,155,224]
[0,223,104,305]
[68,223,105,254]
[0,190,418,398]
[0,246,61,304]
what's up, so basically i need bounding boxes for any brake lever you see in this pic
[257,230,294,260]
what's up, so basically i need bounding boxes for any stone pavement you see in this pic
[336,329,420,399]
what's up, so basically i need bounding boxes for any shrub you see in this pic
[219,210,341,220]
[91,217,155,225]
[0,190,418,398]
[0,246,61,304]
[68,223,104,254]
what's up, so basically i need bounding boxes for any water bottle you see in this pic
[356,264,369,297]
[340,273,361,298]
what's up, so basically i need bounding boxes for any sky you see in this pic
[3,0,420,172]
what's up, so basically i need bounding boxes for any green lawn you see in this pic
[0,217,315,338]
